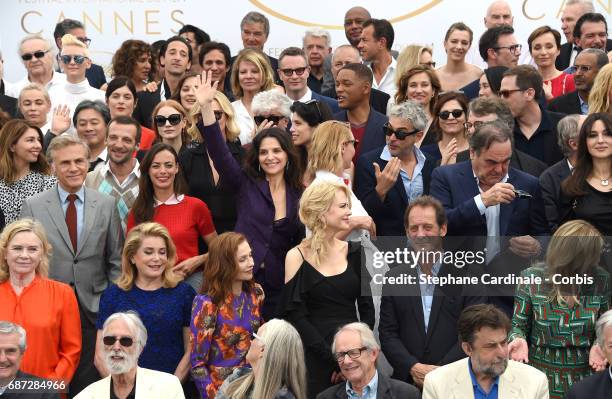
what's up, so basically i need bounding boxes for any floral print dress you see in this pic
[190,286,264,398]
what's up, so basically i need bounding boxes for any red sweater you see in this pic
[127,196,215,263]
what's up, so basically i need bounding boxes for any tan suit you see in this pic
[423,358,549,399]
[74,367,185,399]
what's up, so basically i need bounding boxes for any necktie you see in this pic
[66,194,78,252]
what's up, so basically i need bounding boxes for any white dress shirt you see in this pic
[231,99,255,145]
[370,57,397,98]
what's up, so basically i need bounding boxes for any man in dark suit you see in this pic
[539,114,581,231]
[20,135,123,396]
[549,48,609,114]
[354,100,435,236]
[557,0,598,70]
[0,321,60,398]
[558,12,612,71]
[333,63,387,160]
[500,65,565,166]
[378,196,486,388]
[316,323,420,399]
[0,93,17,118]
[322,45,390,115]
[277,47,339,112]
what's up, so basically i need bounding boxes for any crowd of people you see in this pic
[1,0,612,398]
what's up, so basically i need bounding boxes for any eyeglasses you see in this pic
[464,121,487,130]
[420,61,436,68]
[333,347,368,362]
[280,67,307,77]
[154,114,183,127]
[498,89,525,99]
[574,65,594,73]
[103,336,134,347]
[383,122,420,140]
[438,109,464,120]
[76,37,92,46]
[493,44,522,55]
[254,115,284,126]
[213,111,224,121]
[21,50,49,61]
[303,99,323,122]
[251,332,263,341]
[60,55,89,65]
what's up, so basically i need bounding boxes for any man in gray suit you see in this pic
[20,135,123,397]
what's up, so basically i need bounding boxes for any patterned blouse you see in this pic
[190,286,264,399]
[0,172,56,225]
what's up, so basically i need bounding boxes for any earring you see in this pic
[286,160,290,171]
[258,164,261,172]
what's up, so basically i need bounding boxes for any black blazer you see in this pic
[2,370,60,398]
[565,368,612,399]
[556,39,612,70]
[333,108,388,157]
[0,93,18,118]
[456,148,548,177]
[85,63,107,89]
[354,145,436,236]
[379,262,486,383]
[513,109,565,166]
[322,86,390,116]
[315,372,420,399]
[547,90,582,115]
[539,158,571,231]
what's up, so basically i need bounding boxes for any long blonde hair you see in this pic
[0,218,51,283]
[189,91,241,142]
[299,181,351,267]
[395,45,433,88]
[306,121,353,181]
[588,63,612,114]
[222,319,307,399]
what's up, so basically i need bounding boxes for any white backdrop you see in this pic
[1,0,611,81]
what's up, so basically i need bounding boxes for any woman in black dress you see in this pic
[279,181,375,398]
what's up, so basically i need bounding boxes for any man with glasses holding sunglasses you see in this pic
[76,312,184,398]
[317,322,419,399]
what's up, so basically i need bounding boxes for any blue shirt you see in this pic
[57,184,85,242]
[468,359,499,399]
[380,145,425,203]
[578,93,589,115]
[346,370,378,399]
[416,261,442,332]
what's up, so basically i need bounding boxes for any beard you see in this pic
[104,348,139,375]
[473,355,508,378]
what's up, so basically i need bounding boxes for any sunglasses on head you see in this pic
[383,122,420,140]
[154,114,182,127]
[60,54,88,65]
[438,109,464,120]
[103,336,134,347]
[302,99,323,122]
[213,111,224,121]
[21,50,49,61]
[254,115,283,126]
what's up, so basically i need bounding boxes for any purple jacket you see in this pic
[200,121,303,289]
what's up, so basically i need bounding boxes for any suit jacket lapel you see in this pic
[500,171,518,235]
[46,190,75,254]
[453,362,475,399]
[499,365,522,398]
[77,190,97,256]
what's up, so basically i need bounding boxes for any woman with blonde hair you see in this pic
[181,90,245,234]
[95,222,196,387]
[588,63,612,114]
[279,181,374,397]
[216,319,307,399]
[190,232,264,399]
[508,219,610,398]
[0,218,81,384]
[395,45,435,89]
[230,48,276,144]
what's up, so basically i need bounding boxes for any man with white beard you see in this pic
[75,312,184,399]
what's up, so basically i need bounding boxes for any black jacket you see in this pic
[85,63,107,89]
[323,86,390,116]
[566,368,612,399]
[547,90,582,115]
[1,370,60,398]
[539,158,572,231]
[555,39,612,70]
[457,148,548,177]
[316,372,420,399]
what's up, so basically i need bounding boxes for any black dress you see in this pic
[277,241,375,399]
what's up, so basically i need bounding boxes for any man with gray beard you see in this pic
[75,312,184,399]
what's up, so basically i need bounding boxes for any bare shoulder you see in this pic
[284,245,305,283]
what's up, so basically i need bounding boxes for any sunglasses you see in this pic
[21,50,49,61]
[438,109,464,120]
[60,55,88,65]
[498,89,525,99]
[103,336,134,347]
[154,114,183,127]
[383,122,420,140]
[280,67,307,77]
[213,111,224,121]
[254,115,283,126]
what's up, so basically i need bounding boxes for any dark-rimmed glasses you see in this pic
[154,114,182,127]
[76,37,92,46]
[280,67,307,77]
[21,50,50,61]
[333,346,368,362]
[493,44,522,55]
[383,122,420,140]
[464,121,486,130]
[103,336,134,347]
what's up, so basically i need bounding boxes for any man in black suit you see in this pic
[53,19,106,89]
[558,11,612,71]
[0,321,59,398]
[549,48,609,114]
[539,114,581,231]
[378,196,486,388]
[500,65,565,166]
[0,52,18,117]
[566,309,612,398]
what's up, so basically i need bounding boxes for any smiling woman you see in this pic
[436,22,482,92]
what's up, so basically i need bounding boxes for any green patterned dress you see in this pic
[509,265,610,399]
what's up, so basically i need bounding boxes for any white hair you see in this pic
[102,311,148,351]
[18,33,53,56]
[388,100,428,131]
[565,0,595,13]
[303,28,332,48]
[0,321,27,353]
[331,322,380,353]
[596,309,612,348]
[251,90,292,119]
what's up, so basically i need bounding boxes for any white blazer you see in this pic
[75,367,185,399]
[423,358,549,399]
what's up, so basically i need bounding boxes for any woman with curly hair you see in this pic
[190,232,264,399]
[111,39,153,92]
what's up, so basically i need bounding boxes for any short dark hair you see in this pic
[279,47,307,66]
[160,36,192,64]
[53,19,84,41]
[105,76,137,102]
[433,91,469,141]
[573,12,608,40]
[241,11,270,37]
[469,120,514,154]
[339,63,373,85]
[199,41,231,68]
[503,65,544,100]
[178,24,210,46]
[362,19,394,50]
[468,97,514,130]
[404,195,447,230]
[527,26,561,53]
[73,100,111,127]
[579,48,610,69]
[445,22,474,44]
[457,304,511,345]
[479,25,514,61]
[108,115,142,145]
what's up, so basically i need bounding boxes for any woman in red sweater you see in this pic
[127,143,217,290]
